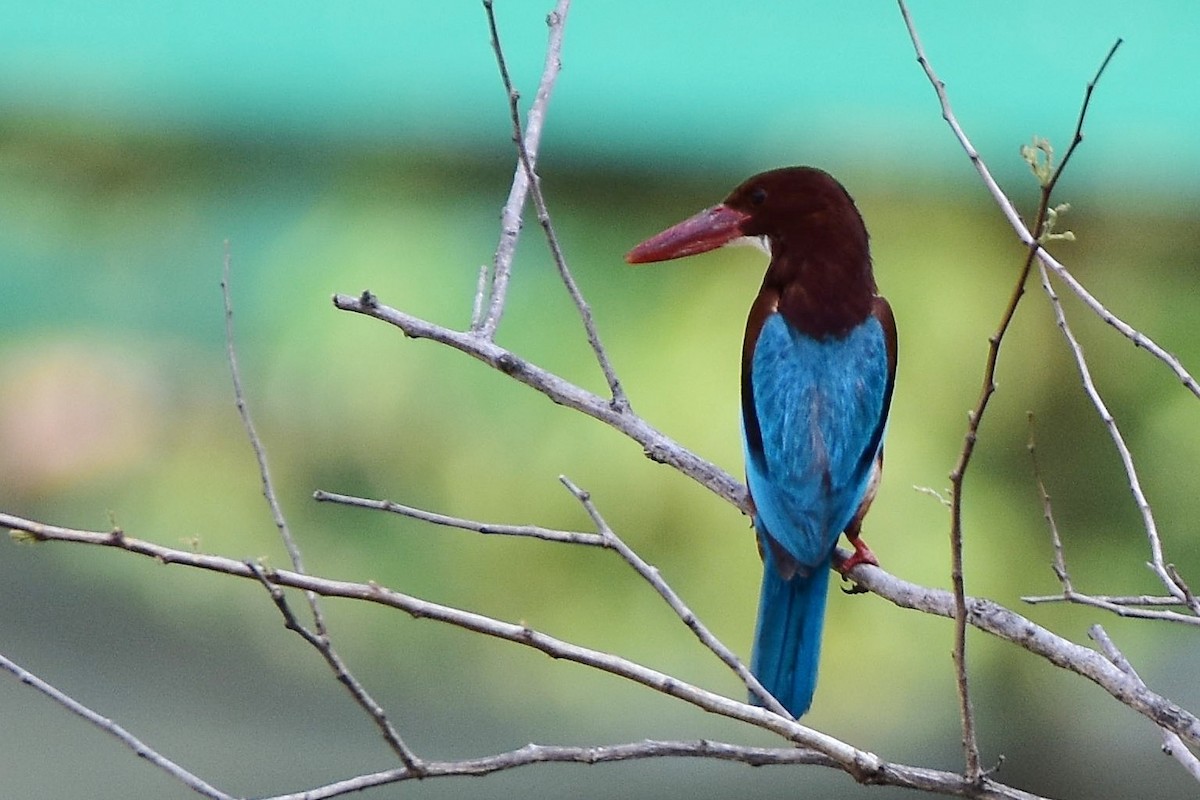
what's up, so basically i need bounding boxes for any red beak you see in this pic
[625,204,751,264]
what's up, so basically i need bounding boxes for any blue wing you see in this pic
[743,312,890,571]
[742,311,891,716]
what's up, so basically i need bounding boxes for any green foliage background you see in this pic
[1,3,1198,798]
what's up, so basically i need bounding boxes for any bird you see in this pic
[625,166,897,717]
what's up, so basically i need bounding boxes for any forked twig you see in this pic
[1023,415,1197,623]
[315,489,607,546]
[224,247,422,770]
[481,0,628,409]
[246,563,422,771]
[475,0,570,339]
[256,739,1047,800]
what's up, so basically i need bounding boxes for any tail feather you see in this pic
[750,551,833,717]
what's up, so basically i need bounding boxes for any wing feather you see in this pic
[742,311,891,573]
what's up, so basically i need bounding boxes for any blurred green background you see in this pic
[2,1,1199,798]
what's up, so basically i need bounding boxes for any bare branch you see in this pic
[1168,565,1200,611]
[1090,626,1200,783]
[0,651,233,800]
[475,0,570,338]
[9,512,1200,761]
[320,479,786,717]
[320,474,794,721]
[330,291,750,512]
[313,489,607,547]
[518,123,629,409]
[1021,592,1200,625]
[3,513,1065,798]
[1024,411,1198,624]
[1039,39,1122,202]
[1023,594,1186,608]
[899,0,1033,772]
[259,739,1050,800]
[1,515,883,776]
[471,263,489,329]
[840,552,1200,749]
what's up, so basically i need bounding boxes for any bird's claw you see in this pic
[836,537,879,593]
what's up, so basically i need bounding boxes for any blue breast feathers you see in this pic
[742,312,889,573]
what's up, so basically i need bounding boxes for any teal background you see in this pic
[1,2,1198,798]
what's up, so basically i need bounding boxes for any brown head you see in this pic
[626,166,876,338]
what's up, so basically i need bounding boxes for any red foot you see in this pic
[837,537,879,577]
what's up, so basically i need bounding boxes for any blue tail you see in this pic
[750,550,833,717]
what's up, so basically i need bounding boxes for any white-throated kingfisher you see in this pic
[626,166,897,717]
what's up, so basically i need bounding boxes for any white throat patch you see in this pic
[727,235,772,256]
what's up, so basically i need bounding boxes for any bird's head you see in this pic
[625,166,876,337]
[625,166,867,266]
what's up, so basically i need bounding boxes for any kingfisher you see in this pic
[626,166,897,717]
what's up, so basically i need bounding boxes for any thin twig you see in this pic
[1041,40,1122,201]
[898,1,1005,775]
[484,0,628,409]
[1168,565,1200,611]
[1026,412,1072,593]
[1021,592,1200,625]
[1036,262,1196,612]
[1,514,880,778]
[223,248,423,770]
[222,243,322,629]
[10,512,1200,759]
[314,489,607,546]
[1089,625,1200,783]
[0,651,233,800]
[0,515,1068,800]
[1023,594,1185,608]
[557,476,793,719]
[519,130,629,409]
[471,263,489,328]
[475,0,570,339]
[1017,39,1196,610]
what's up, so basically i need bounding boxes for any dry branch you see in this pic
[7,512,1200,760]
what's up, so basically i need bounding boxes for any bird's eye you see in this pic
[749,187,767,206]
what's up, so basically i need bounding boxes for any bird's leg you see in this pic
[836,516,879,593]
[839,535,879,574]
